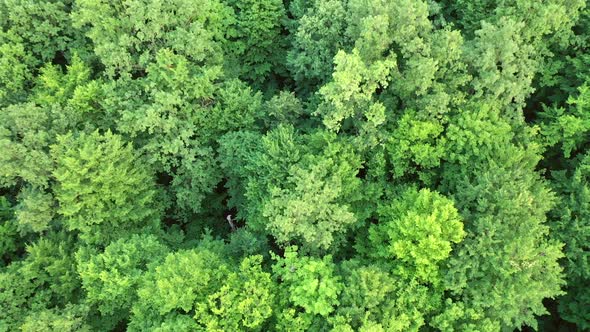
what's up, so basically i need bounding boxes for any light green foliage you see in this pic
[443,104,517,164]
[273,247,342,319]
[130,247,274,331]
[346,0,469,118]
[20,304,91,332]
[313,0,470,151]
[51,130,161,243]
[335,261,440,332]
[72,0,232,76]
[0,35,33,106]
[194,255,275,331]
[351,0,468,117]
[223,125,363,253]
[368,188,464,284]
[129,248,230,330]
[0,55,102,190]
[33,55,107,131]
[386,112,446,182]
[76,234,169,318]
[317,49,393,147]
[290,0,470,116]
[465,18,537,111]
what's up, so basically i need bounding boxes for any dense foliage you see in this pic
[0,0,589,331]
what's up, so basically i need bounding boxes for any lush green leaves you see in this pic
[51,130,162,243]
[1,0,588,330]
[368,188,465,283]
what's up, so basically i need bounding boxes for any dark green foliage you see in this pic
[438,106,565,330]
[101,49,262,218]
[224,0,287,85]
[0,197,19,265]
[0,0,588,331]
[548,153,590,329]
[539,82,590,329]
[0,233,80,331]
[1,0,84,64]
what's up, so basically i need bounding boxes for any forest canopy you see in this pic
[0,0,589,331]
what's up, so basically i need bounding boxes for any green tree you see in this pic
[0,34,34,106]
[367,188,465,284]
[223,0,287,86]
[76,234,169,324]
[0,233,80,331]
[102,49,262,219]
[129,245,274,331]
[272,247,343,330]
[19,304,91,332]
[538,83,590,329]
[51,130,162,244]
[287,0,351,93]
[72,0,232,77]
[335,261,441,332]
[220,125,363,253]
[0,197,19,266]
[436,106,565,331]
[0,102,54,189]
[0,0,87,64]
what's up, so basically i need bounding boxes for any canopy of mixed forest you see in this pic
[1,0,589,331]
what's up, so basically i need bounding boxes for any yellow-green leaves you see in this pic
[273,247,342,317]
[51,130,161,243]
[387,111,446,182]
[369,188,464,283]
[317,49,393,138]
[194,255,275,331]
[130,247,274,331]
[76,234,169,318]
